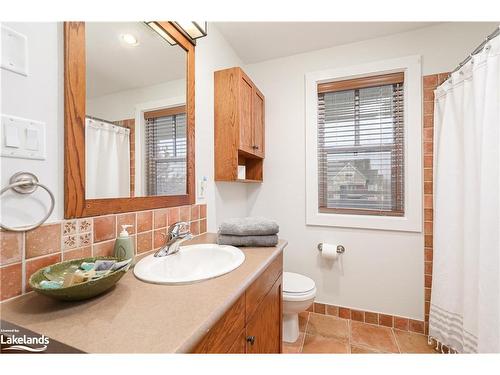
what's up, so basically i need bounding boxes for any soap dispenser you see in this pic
[113,225,135,265]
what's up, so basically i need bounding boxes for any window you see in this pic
[305,56,422,232]
[317,73,404,216]
[144,106,186,196]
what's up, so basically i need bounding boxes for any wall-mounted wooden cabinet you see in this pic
[214,67,265,182]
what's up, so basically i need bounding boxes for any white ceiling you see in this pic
[86,22,186,99]
[214,22,438,64]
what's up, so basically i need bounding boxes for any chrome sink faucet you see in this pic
[154,221,193,257]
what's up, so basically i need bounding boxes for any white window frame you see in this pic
[305,55,422,232]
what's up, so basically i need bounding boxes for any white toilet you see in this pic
[282,272,316,343]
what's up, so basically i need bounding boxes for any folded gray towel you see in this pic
[217,234,279,247]
[219,217,279,236]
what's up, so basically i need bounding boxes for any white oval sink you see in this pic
[133,243,245,285]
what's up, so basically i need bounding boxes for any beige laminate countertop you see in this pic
[0,233,287,353]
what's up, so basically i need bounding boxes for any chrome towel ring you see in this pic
[0,172,55,232]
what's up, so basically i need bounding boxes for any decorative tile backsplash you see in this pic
[0,204,207,302]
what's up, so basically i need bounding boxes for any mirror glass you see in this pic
[85,22,187,199]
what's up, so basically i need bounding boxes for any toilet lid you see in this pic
[283,272,315,294]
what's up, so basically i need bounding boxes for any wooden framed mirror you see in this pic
[64,22,195,218]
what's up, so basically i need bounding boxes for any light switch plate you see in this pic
[1,24,28,76]
[1,114,46,160]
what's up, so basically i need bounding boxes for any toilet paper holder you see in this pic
[317,243,345,254]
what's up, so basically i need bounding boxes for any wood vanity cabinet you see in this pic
[214,67,265,182]
[192,253,282,354]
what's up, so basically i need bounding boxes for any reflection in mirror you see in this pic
[85,22,186,199]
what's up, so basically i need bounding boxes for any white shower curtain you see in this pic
[430,33,500,353]
[85,118,130,199]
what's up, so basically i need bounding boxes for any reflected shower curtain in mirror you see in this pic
[431,34,500,353]
[85,118,130,199]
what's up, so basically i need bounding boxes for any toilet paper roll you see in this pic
[321,243,339,260]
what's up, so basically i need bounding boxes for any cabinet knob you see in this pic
[252,145,259,150]
[246,335,256,345]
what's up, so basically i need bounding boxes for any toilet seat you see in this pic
[283,272,316,302]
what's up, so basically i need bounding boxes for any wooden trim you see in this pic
[144,105,186,119]
[317,72,404,93]
[64,21,196,218]
[319,207,405,217]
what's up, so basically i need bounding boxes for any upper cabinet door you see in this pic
[239,74,254,155]
[252,88,265,158]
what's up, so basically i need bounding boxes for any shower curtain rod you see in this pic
[447,25,500,78]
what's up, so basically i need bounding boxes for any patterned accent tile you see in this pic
[63,220,77,235]
[62,235,77,250]
[77,218,92,234]
[78,232,92,247]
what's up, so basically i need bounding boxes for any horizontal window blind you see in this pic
[317,73,404,216]
[145,110,187,196]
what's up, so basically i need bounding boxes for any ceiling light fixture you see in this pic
[144,22,178,45]
[121,33,139,46]
[145,21,207,46]
[173,22,207,41]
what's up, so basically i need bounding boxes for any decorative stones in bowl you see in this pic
[29,257,131,301]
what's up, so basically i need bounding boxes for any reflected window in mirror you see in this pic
[144,106,187,196]
[84,22,187,199]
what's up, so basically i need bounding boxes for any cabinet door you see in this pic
[245,277,282,354]
[239,74,254,155]
[252,89,265,158]
[228,329,247,354]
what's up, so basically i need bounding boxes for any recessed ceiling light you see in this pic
[121,33,139,46]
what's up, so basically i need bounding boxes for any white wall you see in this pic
[1,22,63,227]
[244,22,498,320]
[86,78,186,121]
[194,25,248,231]
[0,22,248,231]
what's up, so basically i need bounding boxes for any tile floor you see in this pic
[283,312,438,354]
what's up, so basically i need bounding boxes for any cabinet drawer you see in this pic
[245,252,283,321]
[192,294,245,353]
